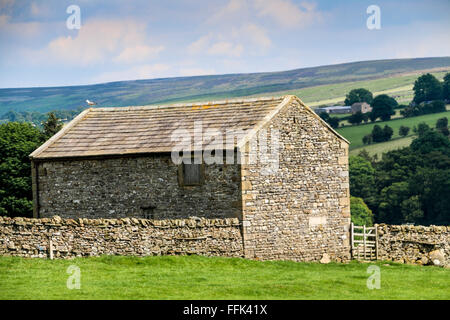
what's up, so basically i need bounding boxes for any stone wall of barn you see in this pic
[240,98,352,262]
[0,216,243,258]
[34,155,241,219]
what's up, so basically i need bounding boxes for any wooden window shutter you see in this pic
[183,163,201,185]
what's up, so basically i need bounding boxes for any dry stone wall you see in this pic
[0,216,243,259]
[376,224,449,266]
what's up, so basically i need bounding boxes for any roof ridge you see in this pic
[92,95,286,112]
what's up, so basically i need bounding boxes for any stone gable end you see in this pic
[239,97,351,262]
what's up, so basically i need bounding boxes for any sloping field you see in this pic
[350,136,415,157]
[337,110,450,150]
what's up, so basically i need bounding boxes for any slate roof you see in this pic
[30,95,347,160]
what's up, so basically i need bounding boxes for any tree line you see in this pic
[0,108,82,127]
[349,124,450,226]
[0,113,63,217]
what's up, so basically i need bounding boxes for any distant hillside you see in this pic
[1,57,450,114]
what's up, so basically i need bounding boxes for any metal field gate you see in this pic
[351,223,378,261]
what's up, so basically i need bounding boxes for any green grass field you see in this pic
[0,255,449,300]
[350,136,415,157]
[336,110,450,150]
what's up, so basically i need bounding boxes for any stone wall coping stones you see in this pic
[0,216,242,229]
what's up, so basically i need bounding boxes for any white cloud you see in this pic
[187,23,270,58]
[0,0,14,11]
[188,35,245,58]
[0,16,43,37]
[208,41,243,57]
[208,0,321,29]
[187,34,212,55]
[113,44,165,63]
[29,2,49,17]
[179,67,216,77]
[253,0,322,28]
[239,23,271,49]
[0,14,8,27]
[45,19,164,66]
[206,0,248,24]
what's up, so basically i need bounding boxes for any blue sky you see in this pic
[0,0,449,88]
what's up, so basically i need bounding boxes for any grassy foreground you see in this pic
[0,255,449,300]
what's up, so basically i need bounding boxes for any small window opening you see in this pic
[183,163,202,186]
[141,205,156,219]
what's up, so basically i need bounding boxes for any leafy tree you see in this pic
[378,181,410,224]
[429,100,446,113]
[348,111,364,124]
[417,123,429,135]
[401,100,445,117]
[401,104,421,118]
[348,111,364,125]
[438,126,449,137]
[357,149,378,164]
[349,156,376,206]
[42,112,63,141]
[396,104,409,110]
[327,117,340,129]
[344,88,373,106]
[399,125,410,137]
[436,117,448,129]
[436,117,449,136]
[2,111,25,122]
[371,125,385,142]
[409,165,450,225]
[362,134,372,145]
[368,111,377,122]
[443,72,450,101]
[350,196,374,226]
[318,111,330,121]
[0,122,42,217]
[372,134,450,225]
[371,94,397,121]
[362,113,369,123]
[401,195,424,224]
[410,129,450,156]
[382,125,393,141]
[1,108,82,128]
[413,73,443,104]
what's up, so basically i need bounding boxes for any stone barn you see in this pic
[30,95,351,262]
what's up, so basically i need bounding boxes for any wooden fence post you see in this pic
[363,225,366,260]
[49,236,54,260]
[375,225,378,261]
[350,223,354,259]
